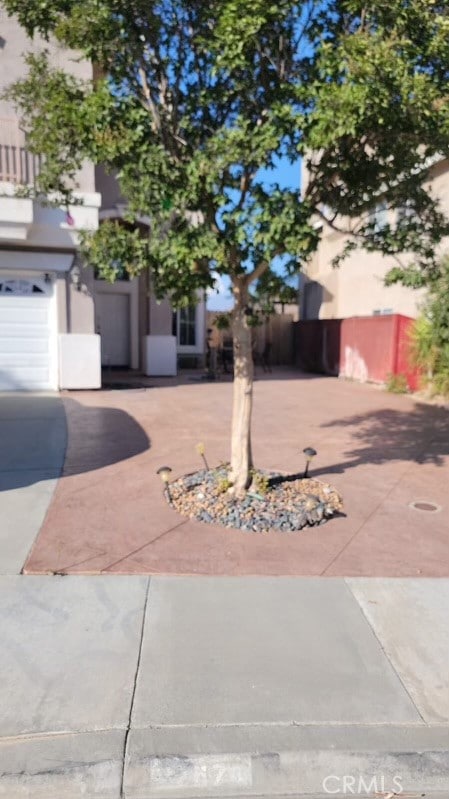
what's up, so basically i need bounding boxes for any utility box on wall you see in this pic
[144,335,177,376]
[59,334,101,389]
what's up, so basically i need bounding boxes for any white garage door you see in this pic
[0,276,54,391]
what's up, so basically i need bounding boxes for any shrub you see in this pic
[250,470,270,495]
[386,372,409,394]
[408,256,449,397]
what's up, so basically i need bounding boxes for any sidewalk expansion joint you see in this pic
[0,727,128,743]
[120,575,151,798]
[343,579,427,724]
[101,519,189,572]
[131,720,443,730]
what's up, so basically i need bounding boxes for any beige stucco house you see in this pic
[299,158,449,321]
[0,12,205,391]
[94,166,206,376]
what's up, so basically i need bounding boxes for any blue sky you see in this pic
[207,156,301,310]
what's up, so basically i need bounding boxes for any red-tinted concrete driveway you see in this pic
[24,370,449,576]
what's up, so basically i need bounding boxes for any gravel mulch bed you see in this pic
[167,466,343,533]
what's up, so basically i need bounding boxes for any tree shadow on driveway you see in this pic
[61,397,150,477]
[310,402,449,478]
[0,395,150,491]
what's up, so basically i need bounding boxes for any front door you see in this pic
[95,293,130,367]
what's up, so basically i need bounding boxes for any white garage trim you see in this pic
[0,250,74,273]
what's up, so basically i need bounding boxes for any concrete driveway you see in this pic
[0,394,66,574]
[14,370,449,577]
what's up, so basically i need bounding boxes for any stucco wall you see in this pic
[149,295,173,336]
[303,224,427,320]
[69,266,96,335]
[301,158,449,320]
[0,10,95,193]
[95,166,124,211]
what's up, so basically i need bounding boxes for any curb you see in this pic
[124,749,449,798]
[2,744,449,798]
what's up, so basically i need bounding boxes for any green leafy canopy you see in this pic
[3,0,449,303]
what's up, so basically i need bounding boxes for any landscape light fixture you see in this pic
[196,442,209,470]
[157,466,173,500]
[303,447,317,478]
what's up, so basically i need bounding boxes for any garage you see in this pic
[0,275,55,391]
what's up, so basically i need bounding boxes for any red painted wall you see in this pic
[295,315,421,390]
[395,315,421,391]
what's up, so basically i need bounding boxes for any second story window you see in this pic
[369,201,388,233]
[397,200,416,224]
[94,265,129,281]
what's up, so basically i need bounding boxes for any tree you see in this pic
[3,0,449,494]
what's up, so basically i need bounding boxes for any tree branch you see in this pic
[138,64,161,133]
[359,7,367,32]
[245,260,268,286]
[314,204,362,237]
[235,169,252,212]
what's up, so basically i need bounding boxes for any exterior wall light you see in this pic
[303,447,317,478]
[70,263,82,291]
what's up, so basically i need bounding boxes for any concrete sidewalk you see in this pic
[1,575,449,798]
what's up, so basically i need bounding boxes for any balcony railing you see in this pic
[0,117,43,185]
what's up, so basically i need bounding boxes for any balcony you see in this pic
[0,117,42,185]
[0,116,101,244]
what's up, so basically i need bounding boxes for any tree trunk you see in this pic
[229,280,254,495]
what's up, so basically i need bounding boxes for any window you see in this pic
[178,306,196,346]
[94,264,129,281]
[369,201,388,232]
[397,201,416,224]
[0,279,45,295]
